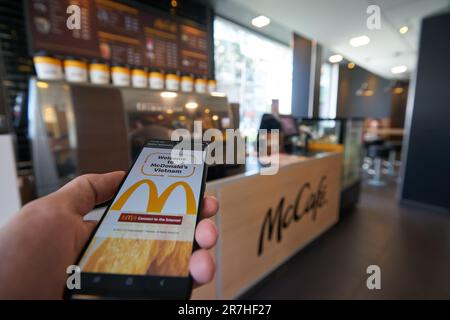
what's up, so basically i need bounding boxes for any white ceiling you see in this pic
[215,0,450,79]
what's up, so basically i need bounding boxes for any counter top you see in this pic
[207,152,338,187]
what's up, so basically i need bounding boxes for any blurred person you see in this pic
[258,99,285,154]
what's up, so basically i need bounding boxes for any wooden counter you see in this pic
[192,152,343,299]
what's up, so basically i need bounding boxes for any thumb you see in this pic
[52,171,125,216]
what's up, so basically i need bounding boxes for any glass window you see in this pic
[214,17,293,144]
[319,62,339,119]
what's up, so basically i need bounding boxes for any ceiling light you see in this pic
[160,91,178,98]
[399,26,409,34]
[391,65,408,74]
[329,54,343,63]
[349,35,370,47]
[251,15,270,28]
[347,62,356,69]
[212,115,219,121]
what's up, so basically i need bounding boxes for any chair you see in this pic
[366,145,389,186]
[384,141,402,176]
[362,139,384,172]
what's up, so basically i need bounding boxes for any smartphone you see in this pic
[65,139,209,299]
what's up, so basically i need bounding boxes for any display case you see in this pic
[297,118,364,213]
[298,118,342,148]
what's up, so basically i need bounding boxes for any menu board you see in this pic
[179,24,209,74]
[27,0,210,75]
[28,0,100,57]
[141,12,179,69]
[95,0,144,66]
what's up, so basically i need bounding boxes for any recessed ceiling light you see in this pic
[251,15,270,28]
[391,65,408,74]
[329,54,343,63]
[347,62,356,69]
[350,35,370,47]
[399,26,409,34]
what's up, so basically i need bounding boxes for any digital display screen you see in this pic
[28,0,210,75]
[79,145,205,277]
[280,116,298,136]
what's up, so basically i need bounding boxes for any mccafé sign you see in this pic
[111,179,196,214]
[257,176,328,256]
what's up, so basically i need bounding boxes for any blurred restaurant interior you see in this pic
[0,0,449,299]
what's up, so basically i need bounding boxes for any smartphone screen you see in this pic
[68,140,208,299]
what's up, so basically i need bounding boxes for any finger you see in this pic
[83,220,98,234]
[200,196,219,219]
[195,219,218,250]
[52,171,125,216]
[189,249,215,287]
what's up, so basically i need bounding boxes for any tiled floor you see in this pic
[239,178,450,299]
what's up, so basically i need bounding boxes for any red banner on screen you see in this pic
[118,213,183,225]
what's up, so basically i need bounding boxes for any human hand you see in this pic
[0,171,218,299]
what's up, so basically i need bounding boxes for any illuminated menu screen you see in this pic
[27,0,210,75]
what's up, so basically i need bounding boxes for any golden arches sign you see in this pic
[111,179,196,215]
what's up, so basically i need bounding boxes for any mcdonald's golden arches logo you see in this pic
[111,179,196,215]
